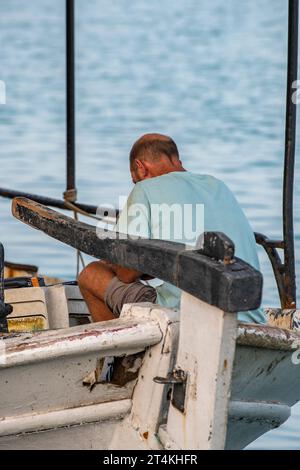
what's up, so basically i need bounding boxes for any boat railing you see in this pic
[11,197,263,315]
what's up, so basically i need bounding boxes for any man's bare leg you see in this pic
[78,261,116,322]
[79,287,115,322]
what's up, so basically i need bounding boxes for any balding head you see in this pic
[129,133,184,183]
[130,133,179,167]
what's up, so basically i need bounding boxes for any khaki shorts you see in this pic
[104,277,157,317]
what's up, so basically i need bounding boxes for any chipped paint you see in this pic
[8,316,47,333]
[82,353,144,390]
[0,318,162,368]
[237,323,300,351]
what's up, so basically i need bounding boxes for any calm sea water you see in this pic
[0,0,300,449]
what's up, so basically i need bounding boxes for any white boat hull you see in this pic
[1,287,300,450]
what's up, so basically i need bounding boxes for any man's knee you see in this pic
[78,262,100,291]
[78,261,115,300]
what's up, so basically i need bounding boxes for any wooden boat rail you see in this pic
[11,197,263,314]
[0,316,162,368]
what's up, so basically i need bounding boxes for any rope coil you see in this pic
[63,188,77,203]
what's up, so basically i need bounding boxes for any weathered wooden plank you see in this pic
[0,400,131,438]
[237,323,300,351]
[164,292,237,450]
[12,197,262,312]
[0,317,162,368]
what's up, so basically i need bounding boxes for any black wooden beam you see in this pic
[12,198,263,313]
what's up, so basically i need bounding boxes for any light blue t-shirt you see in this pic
[117,171,266,324]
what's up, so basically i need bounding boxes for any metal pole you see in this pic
[0,244,5,307]
[0,187,102,215]
[283,0,298,308]
[65,0,77,203]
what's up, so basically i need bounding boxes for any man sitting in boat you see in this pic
[78,133,265,324]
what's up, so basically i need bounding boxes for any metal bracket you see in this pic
[255,232,296,309]
[154,368,187,413]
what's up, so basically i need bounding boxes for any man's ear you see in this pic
[135,159,144,169]
[135,159,148,177]
[171,156,183,168]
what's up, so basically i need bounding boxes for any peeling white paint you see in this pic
[0,318,162,368]
[0,341,6,366]
[0,400,131,437]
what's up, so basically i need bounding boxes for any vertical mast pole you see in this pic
[65,0,77,203]
[283,0,298,308]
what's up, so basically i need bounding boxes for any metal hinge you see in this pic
[154,368,187,413]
